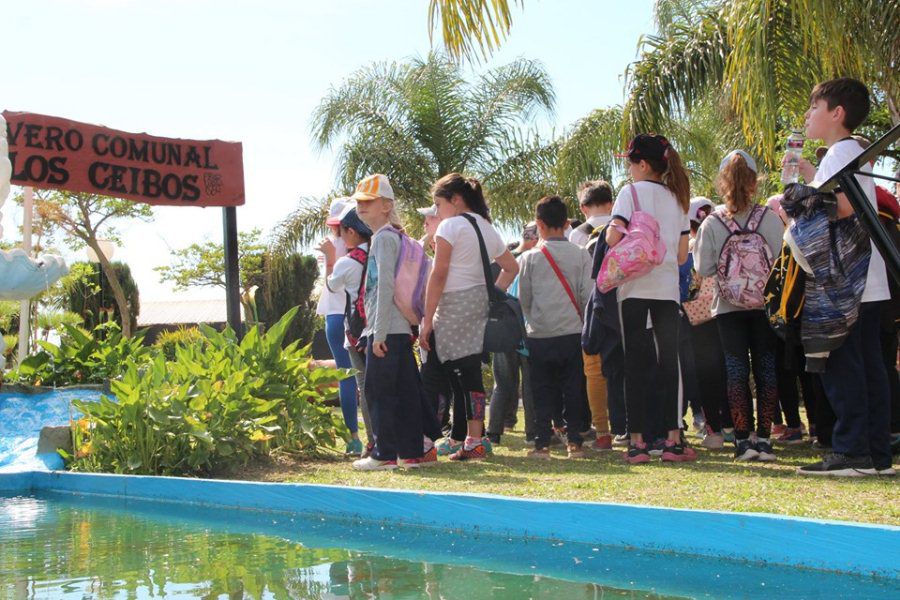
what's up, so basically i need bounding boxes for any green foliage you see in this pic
[258,254,320,347]
[428,0,522,63]
[0,301,20,333]
[66,261,140,333]
[153,327,205,360]
[8,321,149,387]
[69,308,347,476]
[155,228,267,291]
[2,333,17,365]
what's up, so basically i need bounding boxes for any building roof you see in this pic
[137,299,243,326]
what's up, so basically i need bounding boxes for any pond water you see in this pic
[1,492,896,599]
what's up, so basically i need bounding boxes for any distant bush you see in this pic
[66,261,140,334]
[258,253,319,346]
[68,308,348,476]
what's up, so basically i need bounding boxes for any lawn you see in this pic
[224,410,900,528]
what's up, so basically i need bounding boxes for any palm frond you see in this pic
[268,197,331,258]
[555,107,626,195]
[427,0,522,63]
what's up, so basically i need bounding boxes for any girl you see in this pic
[605,134,694,464]
[350,174,428,470]
[420,174,519,461]
[695,151,785,462]
[321,206,374,457]
[316,198,359,454]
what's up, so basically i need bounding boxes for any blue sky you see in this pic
[5,0,654,300]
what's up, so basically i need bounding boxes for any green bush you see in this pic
[153,326,205,360]
[66,261,140,334]
[258,253,319,346]
[68,308,348,476]
[8,320,149,387]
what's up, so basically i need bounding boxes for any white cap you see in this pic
[416,205,438,217]
[351,174,395,202]
[689,196,714,223]
[326,197,351,226]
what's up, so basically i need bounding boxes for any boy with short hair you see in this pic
[518,196,593,458]
[794,77,894,476]
[569,180,614,247]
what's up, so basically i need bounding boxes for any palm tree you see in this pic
[271,52,555,250]
[428,0,521,63]
[624,1,900,165]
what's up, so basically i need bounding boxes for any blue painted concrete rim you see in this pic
[2,469,898,579]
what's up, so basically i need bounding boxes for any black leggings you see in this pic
[440,353,487,442]
[691,319,732,432]
[620,298,681,435]
[716,310,778,440]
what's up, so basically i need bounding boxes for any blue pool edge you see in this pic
[1,469,897,579]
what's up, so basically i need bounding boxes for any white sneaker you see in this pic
[351,456,398,471]
[877,466,896,476]
[613,434,630,447]
[700,431,725,449]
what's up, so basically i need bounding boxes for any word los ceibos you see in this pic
[6,121,222,202]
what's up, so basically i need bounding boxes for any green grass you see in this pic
[226,410,900,528]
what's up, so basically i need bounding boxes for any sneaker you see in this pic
[436,438,462,457]
[775,427,804,445]
[527,447,551,459]
[480,436,494,455]
[449,443,487,461]
[485,432,501,446]
[876,466,896,476]
[722,428,735,443]
[351,456,398,471]
[399,447,438,469]
[661,441,697,462]
[648,439,667,457]
[580,427,597,442]
[549,428,566,446]
[700,428,725,449]
[361,441,375,459]
[591,434,613,452]
[624,442,651,464]
[613,434,630,447]
[567,443,586,459]
[771,423,787,437]
[692,415,706,434]
[345,439,364,456]
[798,453,877,476]
[755,439,777,462]
[734,439,759,462]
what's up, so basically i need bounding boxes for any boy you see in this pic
[569,180,614,247]
[794,78,894,476]
[518,196,593,458]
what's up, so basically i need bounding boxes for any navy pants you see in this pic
[364,334,423,461]
[819,302,892,469]
[527,334,589,449]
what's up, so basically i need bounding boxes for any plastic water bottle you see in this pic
[781,130,805,185]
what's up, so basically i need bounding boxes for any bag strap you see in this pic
[460,213,500,302]
[746,205,768,232]
[541,246,582,320]
[629,183,641,212]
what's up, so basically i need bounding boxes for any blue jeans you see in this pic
[325,314,358,433]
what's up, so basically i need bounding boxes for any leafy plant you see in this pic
[8,320,149,387]
[153,327,205,360]
[69,308,348,476]
[66,261,140,334]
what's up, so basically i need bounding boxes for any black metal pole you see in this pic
[838,171,900,286]
[223,206,243,340]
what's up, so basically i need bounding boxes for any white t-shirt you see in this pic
[610,180,690,303]
[315,236,347,316]
[812,139,889,303]
[435,212,507,292]
[325,243,368,349]
[569,214,612,247]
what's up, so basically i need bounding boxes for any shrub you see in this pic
[66,261,140,334]
[9,320,149,387]
[153,327,205,360]
[258,253,319,346]
[68,308,348,476]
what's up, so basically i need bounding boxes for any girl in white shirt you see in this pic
[420,174,519,461]
[606,134,694,465]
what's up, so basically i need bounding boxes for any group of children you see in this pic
[316,77,897,476]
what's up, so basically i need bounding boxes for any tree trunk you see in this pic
[87,238,132,338]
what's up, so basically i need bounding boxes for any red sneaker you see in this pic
[661,442,697,462]
[449,443,487,461]
[591,434,613,451]
[399,447,439,468]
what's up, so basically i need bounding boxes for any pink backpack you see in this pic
[712,205,774,309]
[597,185,667,293]
[387,226,432,325]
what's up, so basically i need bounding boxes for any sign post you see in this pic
[223,206,242,338]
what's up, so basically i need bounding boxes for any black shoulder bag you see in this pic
[460,214,524,354]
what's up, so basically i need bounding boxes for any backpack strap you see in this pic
[629,184,641,212]
[541,246,582,320]
[746,205,769,232]
[712,206,742,234]
[460,213,501,302]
